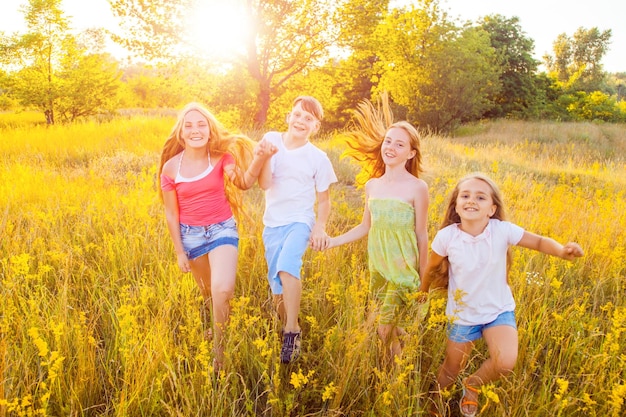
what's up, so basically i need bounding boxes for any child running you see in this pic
[325,96,429,364]
[159,102,275,372]
[257,96,337,364]
[420,172,584,417]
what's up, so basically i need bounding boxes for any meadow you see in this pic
[0,112,625,416]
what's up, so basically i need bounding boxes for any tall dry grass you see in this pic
[0,116,624,416]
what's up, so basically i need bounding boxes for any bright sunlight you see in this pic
[184,1,250,60]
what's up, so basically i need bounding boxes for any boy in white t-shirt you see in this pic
[258,96,338,364]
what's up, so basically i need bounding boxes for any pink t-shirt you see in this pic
[161,153,234,226]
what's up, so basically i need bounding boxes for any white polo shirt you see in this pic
[431,219,524,326]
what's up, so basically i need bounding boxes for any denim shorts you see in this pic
[448,311,517,343]
[180,216,239,260]
[262,222,311,295]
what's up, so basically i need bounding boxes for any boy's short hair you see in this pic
[293,96,324,121]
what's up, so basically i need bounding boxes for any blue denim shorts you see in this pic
[262,222,311,295]
[448,311,517,343]
[180,216,239,260]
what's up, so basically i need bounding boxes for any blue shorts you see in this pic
[448,311,517,343]
[262,222,311,295]
[180,217,239,260]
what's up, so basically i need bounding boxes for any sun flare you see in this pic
[185,1,250,60]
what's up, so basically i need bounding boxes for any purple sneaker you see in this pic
[280,331,301,364]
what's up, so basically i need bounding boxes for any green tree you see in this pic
[329,0,389,127]
[563,91,623,122]
[108,0,186,60]
[55,43,121,122]
[12,0,69,123]
[1,0,121,123]
[243,0,338,127]
[606,72,626,101]
[375,0,500,131]
[544,27,611,93]
[478,14,540,118]
[0,68,15,110]
[117,60,257,127]
[109,0,341,128]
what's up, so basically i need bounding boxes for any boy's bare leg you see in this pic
[279,271,302,333]
[273,294,286,325]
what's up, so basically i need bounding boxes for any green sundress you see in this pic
[368,198,420,323]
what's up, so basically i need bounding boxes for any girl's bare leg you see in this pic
[207,245,237,370]
[189,254,212,326]
[428,339,473,415]
[189,245,236,371]
[437,339,473,390]
[461,326,518,415]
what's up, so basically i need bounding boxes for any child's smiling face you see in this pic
[182,110,210,148]
[381,126,416,167]
[455,178,497,221]
[287,102,319,139]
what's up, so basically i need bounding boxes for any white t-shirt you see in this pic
[431,219,524,326]
[262,131,337,229]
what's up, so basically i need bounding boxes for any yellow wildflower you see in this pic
[290,369,315,389]
[322,382,337,402]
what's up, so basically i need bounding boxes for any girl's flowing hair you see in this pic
[340,93,423,187]
[429,172,511,290]
[157,102,255,222]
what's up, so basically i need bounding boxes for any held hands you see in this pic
[561,242,584,260]
[310,235,339,251]
[176,252,191,273]
[254,139,278,159]
[309,225,330,251]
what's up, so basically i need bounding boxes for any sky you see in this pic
[439,0,625,72]
[1,0,624,72]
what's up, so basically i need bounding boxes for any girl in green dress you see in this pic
[326,95,429,364]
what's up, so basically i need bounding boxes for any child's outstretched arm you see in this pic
[324,189,372,250]
[326,211,370,249]
[517,231,584,260]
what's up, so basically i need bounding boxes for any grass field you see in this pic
[0,114,625,416]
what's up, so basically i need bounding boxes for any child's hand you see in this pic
[254,140,277,158]
[176,252,191,273]
[562,242,584,260]
[310,236,330,251]
[310,228,329,251]
[314,236,337,251]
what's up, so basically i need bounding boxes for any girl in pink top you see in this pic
[420,173,583,417]
[158,102,275,372]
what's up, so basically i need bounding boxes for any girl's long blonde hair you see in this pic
[340,93,423,187]
[157,102,255,221]
[429,173,511,290]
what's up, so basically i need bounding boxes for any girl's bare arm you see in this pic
[517,231,584,260]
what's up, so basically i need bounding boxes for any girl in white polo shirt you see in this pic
[420,173,583,417]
